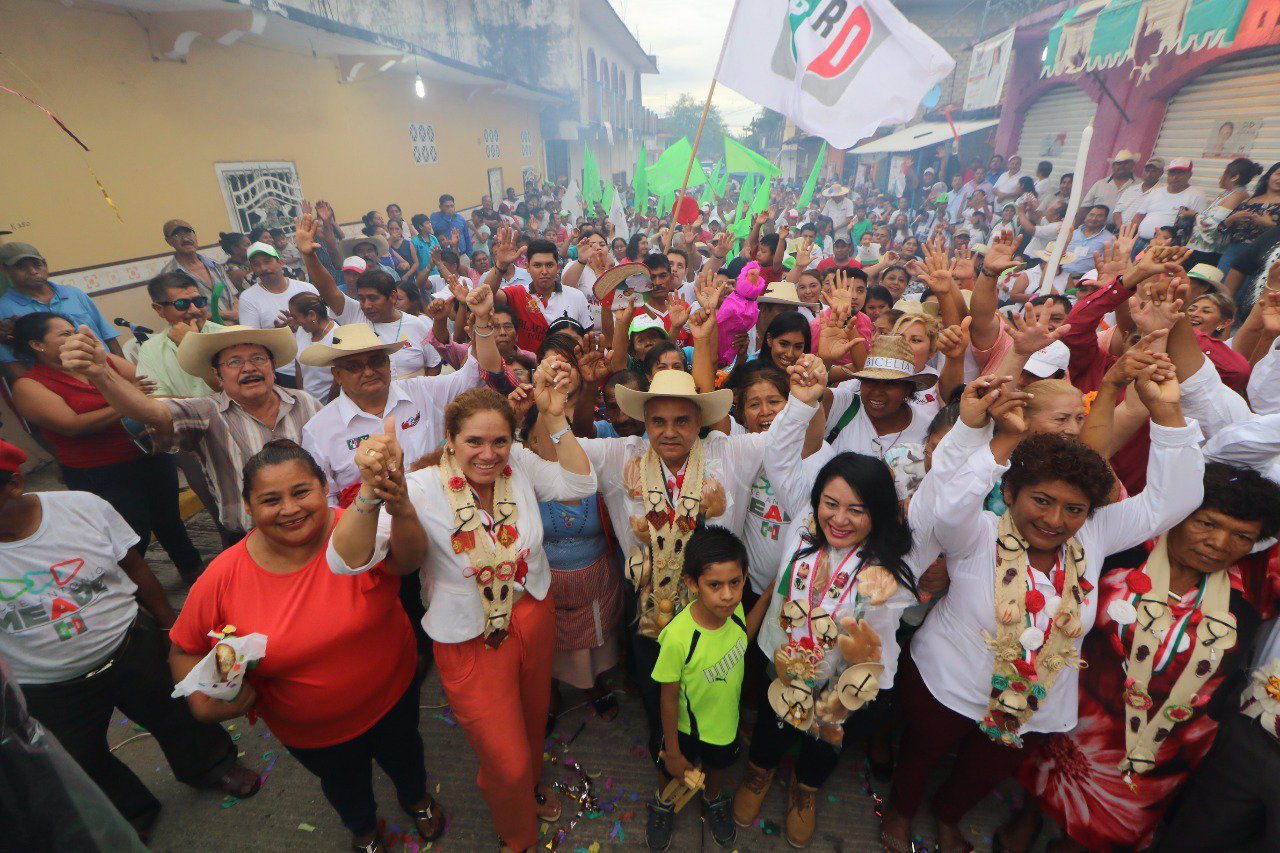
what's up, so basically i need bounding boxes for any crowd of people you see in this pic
[3,149,1280,853]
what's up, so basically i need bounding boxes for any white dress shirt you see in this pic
[1249,344,1280,416]
[328,445,597,643]
[302,358,484,504]
[826,381,933,461]
[579,398,813,568]
[908,417,1205,733]
[294,295,365,402]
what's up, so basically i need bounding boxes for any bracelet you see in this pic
[981,267,1002,278]
[472,325,495,338]
[354,493,383,507]
[353,503,379,515]
[549,424,572,444]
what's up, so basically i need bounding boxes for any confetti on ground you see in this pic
[297,823,316,832]
[220,796,239,809]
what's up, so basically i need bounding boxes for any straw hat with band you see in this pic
[615,370,732,423]
[892,298,940,318]
[1037,242,1077,265]
[850,335,937,391]
[759,280,820,308]
[298,323,408,367]
[340,234,391,258]
[177,325,297,385]
[1187,263,1224,291]
[593,262,653,300]
[821,185,851,198]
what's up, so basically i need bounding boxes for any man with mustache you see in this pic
[158,219,240,324]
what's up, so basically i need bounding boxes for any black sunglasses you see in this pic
[157,296,209,311]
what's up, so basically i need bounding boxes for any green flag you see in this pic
[658,191,673,220]
[632,146,648,217]
[601,180,616,215]
[730,217,752,239]
[724,137,781,178]
[713,159,729,196]
[647,137,709,197]
[736,174,756,220]
[796,142,828,213]
[749,177,771,216]
[582,144,601,210]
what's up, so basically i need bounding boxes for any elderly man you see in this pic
[159,219,239,323]
[1113,157,1165,230]
[0,242,121,381]
[340,234,397,278]
[820,185,855,239]
[60,324,321,542]
[1131,158,1206,247]
[1079,150,1138,226]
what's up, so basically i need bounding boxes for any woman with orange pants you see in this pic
[330,359,595,853]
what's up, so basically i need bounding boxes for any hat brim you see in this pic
[299,338,407,367]
[341,236,390,258]
[594,262,652,300]
[1037,249,1077,264]
[1188,274,1220,291]
[848,368,938,391]
[1023,358,1065,378]
[176,326,298,385]
[614,384,733,424]
[758,295,820,308]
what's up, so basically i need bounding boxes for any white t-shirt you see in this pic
[1135,186,1207,239]
[0,492,141,684]
[237,277,318,377]
[536,285,596,332]
[826,381,932,461]
[368,312,442,378]
[1113,182,1156,226]
[294,295,365,402]
[992,170,1029,199]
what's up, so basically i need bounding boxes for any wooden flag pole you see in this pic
[673,79,718,221]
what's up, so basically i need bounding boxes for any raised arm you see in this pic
[59,327,175,438]
[968,230,1022,350]
[296,213,349,317]
[760,355,829,519]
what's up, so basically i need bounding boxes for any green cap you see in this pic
[0,242,44,267]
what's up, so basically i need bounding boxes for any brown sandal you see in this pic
[217,763,261,799]
[402,795,446,842]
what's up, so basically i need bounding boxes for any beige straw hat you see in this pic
[850,335,937,390]
[298,324,408,367]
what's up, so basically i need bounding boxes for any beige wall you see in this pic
[1,0,549,457]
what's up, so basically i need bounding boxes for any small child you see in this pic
[647,526,752,850]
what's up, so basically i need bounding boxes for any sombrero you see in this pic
[1036,242,1077,265]
[759,280,820,308]
[820,185,851,198]
[340,234,390,257]
[593,262,653,300]
[299,323,408,367]
[615,370,732,423]
[176,325,297,385]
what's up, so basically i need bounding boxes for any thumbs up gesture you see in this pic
[354,416,412,517]
[60,324,109,379]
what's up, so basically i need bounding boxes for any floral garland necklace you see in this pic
[439,450,528,648]
[980,510,1088,747]
[1109,535,1235,788]
[623,440,720,638]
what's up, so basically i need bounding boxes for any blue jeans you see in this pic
[1219,240,1250,276]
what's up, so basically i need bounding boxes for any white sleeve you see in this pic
[336,295,366,325]
[299,421,340,506]
[1248,344,1280,415]
[1180,356,1253,439]
[573,290,595,330]
[419,354,481,401]
[919,420,1007,556]
[512,444,597,501]
[238,290,262,329]
[326,498,394,575]
[760,398,824,519]
[1086,420,1205,556]
[1202,414,1280,470]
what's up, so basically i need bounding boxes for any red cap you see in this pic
[0,440,27,474]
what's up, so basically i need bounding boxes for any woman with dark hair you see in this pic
[394,279,425,316]
[1188,157,1264,268]
[288,293,339,403]
[733,355,919,847]
[640,338,688,380]
[626,232,650,262]
[880,370,1205,853]
[758,311,812,371]
[170,439,443,852]
[219,231,251,290]
[1003,462,1280,853]
[329,376,596,853]
[610,236,628,265]
[7,312,205,582]
[1218,160,1280,274]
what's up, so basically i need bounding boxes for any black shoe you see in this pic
[646,793,677,850]
[704,792,737,847]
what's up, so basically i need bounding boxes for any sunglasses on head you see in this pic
[157,296,209,311]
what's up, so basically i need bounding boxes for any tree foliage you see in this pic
[659,93,727,161]
[740,107,786,152]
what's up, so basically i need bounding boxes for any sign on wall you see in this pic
[483,128,502,160]
[409,123,440,165]
[1202,119,1263,158]
[520,130,533,158]
[214,161,304,233]
[487,168,504,204]
[964,28,1016,111]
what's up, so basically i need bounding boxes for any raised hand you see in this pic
[507,382,535,423]
[936,319,970,360]
[534,355,575,418]
[989,389,1031,435]
[786,353,829,406]
[1134,355,1181,409]
[920,237,955,295]
[688,305,716,341]
[950,244,977,283]
[693,266,723,313]
[1007,303,1069,356]
[827,269,854,314]
[794,236,816,269]
[315,199,336,223]
[1102,330,1172,389]
[958,374,1013,428]
[355,416,403,486]
[60,325,109,378]
[491,226,523,270]
[1092,238,1128,283]
[465,282,494,322]
[574,332,610,385]
[981,230,1022,277]
[295,213,320,256]
[1114,221,1139,261]
[425,298,450,320]
[668,295,691,332]
[710,230,733,260]
[1129,275,1186,333]
[1258,288,1280,336]
[817,307,863,364]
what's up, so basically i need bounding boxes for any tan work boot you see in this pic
[732,762,775,827]
[785,775,818,848]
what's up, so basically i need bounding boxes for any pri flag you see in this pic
[715,0,955,149]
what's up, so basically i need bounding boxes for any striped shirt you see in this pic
[165,386,322,534]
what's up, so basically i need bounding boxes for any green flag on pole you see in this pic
[724,137,781,178]
[658,191,673,220]
[749,176,771,216]
[601,180,616,215]
[646,137,709,197]
[736,174,756,220]
[582,144,601,211]
[632,146,648,218]
[796,142,829,213]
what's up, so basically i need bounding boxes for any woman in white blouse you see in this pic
[329,360,595,853]
[879,372,1204,853]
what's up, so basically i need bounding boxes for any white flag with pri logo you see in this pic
[715,0,955,149]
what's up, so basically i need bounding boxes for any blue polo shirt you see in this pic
[0,282,117,363]
[1064,226,1114,276]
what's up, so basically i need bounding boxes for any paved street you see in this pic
[58,477,1022,852]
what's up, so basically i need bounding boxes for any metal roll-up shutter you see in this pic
[1016,87,1099,178]
[1153,49,1280,195]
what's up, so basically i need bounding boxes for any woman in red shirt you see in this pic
[7,312,203,581]
[169,440,442,853]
